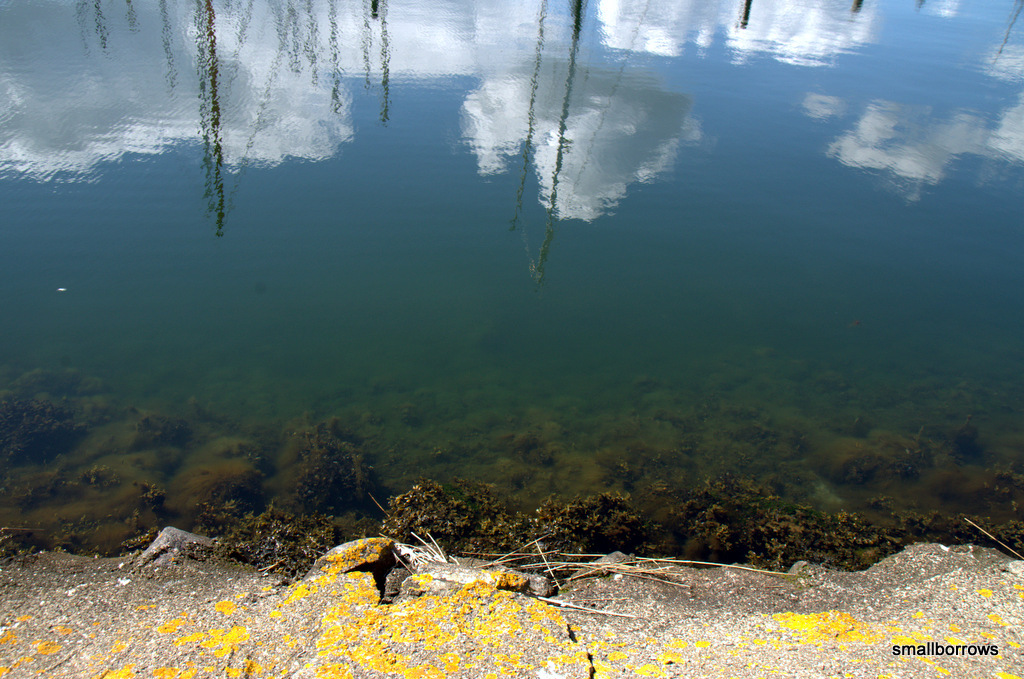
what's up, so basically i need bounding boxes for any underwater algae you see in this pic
[2,363,1024,572]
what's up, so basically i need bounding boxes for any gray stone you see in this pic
[134,526,213,569]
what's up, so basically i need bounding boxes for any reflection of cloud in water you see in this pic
[462,69,695,221]
[828,102,986,185]
[803,93,846,120]
[597,0,725,56]
[990,95,1024,163]
[597,0,878,66]
[725,0,878,66]
[987,45,1024,83]
[0,1,353,180]
[920,0,961,18]
[821,96,1024,196]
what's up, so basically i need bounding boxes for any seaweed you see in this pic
[132,414,192,449]
[535,493,650,555]
[290,423,375,513]
[213,506,344,577]
[381,479,652,556]
[381,479,530,554]
[184,462,265,535]
[0,398,87,466]
[664,476,902,571]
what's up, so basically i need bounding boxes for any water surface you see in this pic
[2,0,1024,551]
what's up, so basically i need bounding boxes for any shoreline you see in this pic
[0,531,1021,678]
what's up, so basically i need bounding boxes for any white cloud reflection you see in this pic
[596,0,879,66]
[815,95,1024,197]
[803,93,846,120]
[1,0,1022,214]
[462,68,694,221]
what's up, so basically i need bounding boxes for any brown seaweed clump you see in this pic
[290,423,375,514]
[0,398,87,466]
[381,479,531,555]
[666,476,899,571]
[178,460,265,536]
[131,414,192,449]
[381,480,652,557]
[535,493,651,555]
[213,506,343,577]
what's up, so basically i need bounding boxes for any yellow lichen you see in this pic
[773,611,882,645]
[321,538,393,575]
[33,640,61,655]
[199,626,250,658]
[174,632,206,647]
[314,665,354,679]
[283,581,317,606]
[215,601,238,615]
[976,589,993,598]
[156,618,187,634]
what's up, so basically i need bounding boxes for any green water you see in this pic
[2,0,1024,552]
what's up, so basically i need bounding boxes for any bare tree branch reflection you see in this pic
[196,0,226,236]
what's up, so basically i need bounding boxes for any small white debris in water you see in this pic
[56,288,67,292]
[117,578,131,586]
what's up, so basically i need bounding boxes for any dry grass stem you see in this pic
[964,518,1024,561]
[534,596,639,618]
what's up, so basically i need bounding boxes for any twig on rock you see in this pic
[535,596,638,618]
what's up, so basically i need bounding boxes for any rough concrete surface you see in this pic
[0,532,1021,678]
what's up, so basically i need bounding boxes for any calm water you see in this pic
[2,0,1024,550]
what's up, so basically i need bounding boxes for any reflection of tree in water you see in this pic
[997,0,1023,57]
[76,0,109,50]
[528,0,586,284]
[484,0,691,283]
[361,0,391,124]
[510,0,549,236]
[196,0,226,236]
[507,0,586,284]
[69,0,368,235]
[160,0,178,88]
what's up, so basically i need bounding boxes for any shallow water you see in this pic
[2,0,1024,552]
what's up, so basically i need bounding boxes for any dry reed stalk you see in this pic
[534,596,639,618]
[964,518,1024,561]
